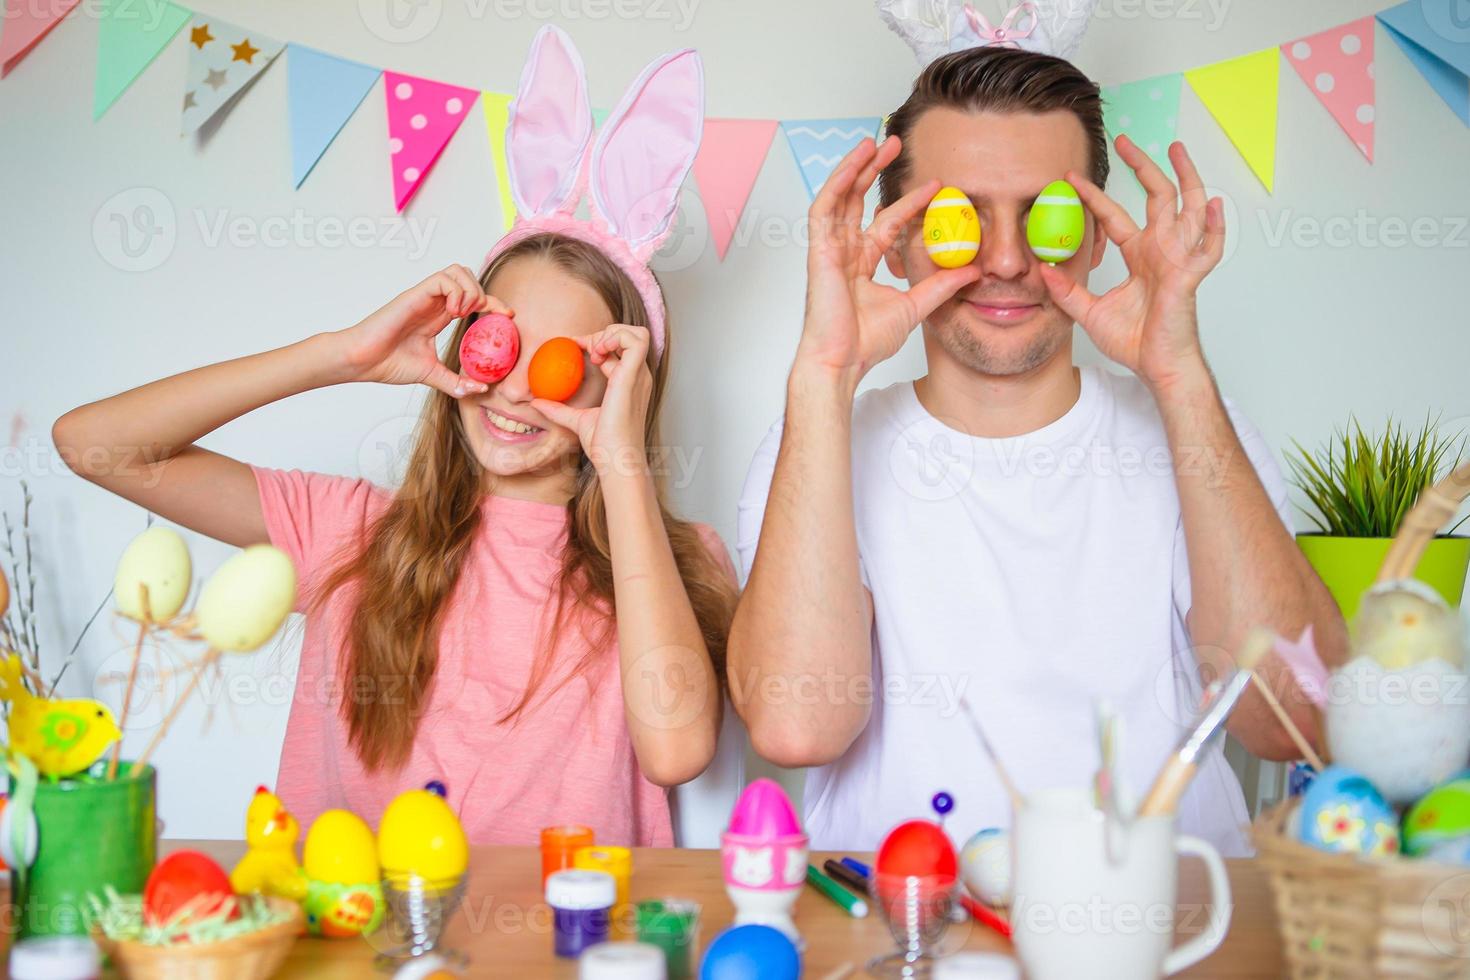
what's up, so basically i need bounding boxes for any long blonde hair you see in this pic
[319,234,735,772]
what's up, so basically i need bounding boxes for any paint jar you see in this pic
[635,898,700,979]
[547,869,616,958]
[542,824,595,884]
[574,845,633,921]
[578,941,668,979]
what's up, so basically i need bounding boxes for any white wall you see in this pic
[1,0,1467,842]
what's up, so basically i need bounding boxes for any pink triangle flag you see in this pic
[1,0,80,77]
[1282,17,1377,162]
[693,119,777,261]
[383,71,479,212]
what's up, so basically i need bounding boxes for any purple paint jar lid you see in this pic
[547,869,617,909]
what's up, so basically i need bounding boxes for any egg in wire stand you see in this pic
[303,809,385,938]
[230,785,308,904]
[0,653,120,780]
[375,782,470,969]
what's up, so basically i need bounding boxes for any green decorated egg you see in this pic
[1403,777,1470,856]
[1027,180,1085,264]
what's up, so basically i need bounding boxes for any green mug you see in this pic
[7,761,157,939]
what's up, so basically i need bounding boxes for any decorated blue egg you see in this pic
[1293,765,1399,857]
[1403,777,1470,856]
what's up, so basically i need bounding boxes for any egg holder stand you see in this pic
[373,869,469,970]
[866,871,959,979]
[1253,461,1470,979]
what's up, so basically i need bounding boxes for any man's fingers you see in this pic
[1170,142,1208,221]
[1038,262,1099,328]
[1067,171,1139,248]
[847,135,902,224]
[1116,135,1178,221]
[864,178,941,270]
[810,138,876,230]
[905,265,982,323]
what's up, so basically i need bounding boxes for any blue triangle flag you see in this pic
[287,44,381,188]
[1378,0,1470,125]
[779,118,881,200]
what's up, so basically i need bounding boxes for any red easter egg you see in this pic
[143,850,237,927]
[459,314,520,385]
[876,820,958,878]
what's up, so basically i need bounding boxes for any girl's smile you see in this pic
[480,404,545,443]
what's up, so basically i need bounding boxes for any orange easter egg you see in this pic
[528,337,585,402]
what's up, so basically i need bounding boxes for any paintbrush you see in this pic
[1137,630,1271,818]
[960,696,1024,810]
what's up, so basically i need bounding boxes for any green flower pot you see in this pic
[1297,534,1470,623]
[7,761,156,939]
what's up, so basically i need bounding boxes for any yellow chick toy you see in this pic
[1354,585,1467,671]
[0,654,120,779]
[230,785,308,903]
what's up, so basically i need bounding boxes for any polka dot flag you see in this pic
[1102,74,1183,174]
[1282,17,1377,162]
[383,71,480,213]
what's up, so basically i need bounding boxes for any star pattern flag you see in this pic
[384,71,479,212]
[181,16,284,135]
[1283,17,1377,161]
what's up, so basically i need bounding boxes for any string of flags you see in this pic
[1,0,1467,261]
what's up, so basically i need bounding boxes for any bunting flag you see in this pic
[384,71,478,212]
[94,0,191,119]
[0,0,79,77]
[693,119,778,260]
[181,17,284,135]
[1185,48,1281,193]
[1101,73,1182,171]
[780,118,881,200]
[287,45,380,188]
[481,91,515,231]
[1282,18,1377,161]
[593,106,610,128]
[1378,0,1470,125]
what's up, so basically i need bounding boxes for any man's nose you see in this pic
[978,214,1031,282]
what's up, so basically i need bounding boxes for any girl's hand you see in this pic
[532,325,653,480]
[337,265,514,398]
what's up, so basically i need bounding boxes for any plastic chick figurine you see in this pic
[0,653,121,780]
[230,785,309,903]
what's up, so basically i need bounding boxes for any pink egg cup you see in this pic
[720,829,809,943]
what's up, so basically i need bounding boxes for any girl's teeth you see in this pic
[486,409,536,434]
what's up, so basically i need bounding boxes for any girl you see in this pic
[52,28,733,845]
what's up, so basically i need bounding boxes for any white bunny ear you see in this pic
[1030,0,1098,59]
[876,0,965,64]
[505,25,594,217]
[588,49,703,259]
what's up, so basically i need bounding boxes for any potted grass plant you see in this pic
[1287,416,1469,622]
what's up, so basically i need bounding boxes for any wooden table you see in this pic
[113,841,1282,978]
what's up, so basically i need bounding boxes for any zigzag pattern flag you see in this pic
[780,118,881,200]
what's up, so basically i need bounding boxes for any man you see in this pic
[728,47,1346,856]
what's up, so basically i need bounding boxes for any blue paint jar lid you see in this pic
[547,869,617,909]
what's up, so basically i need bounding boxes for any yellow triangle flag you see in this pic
[1185,48,1280,193]
[482,91,516,232]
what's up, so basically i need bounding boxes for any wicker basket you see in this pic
[1252,462,1470,978]
[92,898,303,980]
[1255,802,1470,978]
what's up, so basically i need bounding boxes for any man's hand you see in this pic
[798,135,981,390]
[1039,136,1225,395]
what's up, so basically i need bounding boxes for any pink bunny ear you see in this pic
[588,49,703,260]
[505,25,593,217]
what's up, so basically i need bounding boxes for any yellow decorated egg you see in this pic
[1027,179,1085,264]
[922,186,981,268]
[114,527,192,622]
[305,809,380,885]
[378,787,468,882]
[194,545,296,652]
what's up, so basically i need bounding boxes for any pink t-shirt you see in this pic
[252,466,734,847]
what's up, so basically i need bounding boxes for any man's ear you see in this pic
[1087,213,1106,270]
[876,203,910,281]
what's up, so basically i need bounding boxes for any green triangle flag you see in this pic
[1185,48,1280,193]
[94,0,191,119]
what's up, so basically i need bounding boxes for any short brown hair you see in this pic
[878,47,1109,208]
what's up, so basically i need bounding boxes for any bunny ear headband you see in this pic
[876,0,1098,64]
[478,25,703,362]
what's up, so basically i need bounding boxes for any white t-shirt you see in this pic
[736,366,1294,857]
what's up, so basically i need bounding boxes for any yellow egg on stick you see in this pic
[922,186,981,268]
